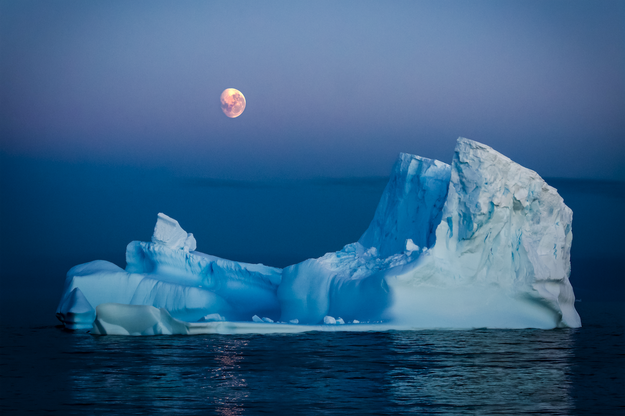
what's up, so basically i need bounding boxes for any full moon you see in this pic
[220,88,246,118]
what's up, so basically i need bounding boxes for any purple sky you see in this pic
[1,0,624,181]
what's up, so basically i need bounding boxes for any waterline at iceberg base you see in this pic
[56,138,581,335]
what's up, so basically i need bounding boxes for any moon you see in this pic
[220,88,246,118]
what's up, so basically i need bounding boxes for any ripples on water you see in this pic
[1,302,623,415]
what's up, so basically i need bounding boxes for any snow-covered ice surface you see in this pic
[56,138,580,334]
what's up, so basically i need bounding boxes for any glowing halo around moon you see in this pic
[220,88,246,118]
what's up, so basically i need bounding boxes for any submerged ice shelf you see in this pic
[56,138,581,335]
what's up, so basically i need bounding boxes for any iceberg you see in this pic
[56,138,581,334]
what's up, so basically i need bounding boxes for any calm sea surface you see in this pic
[1,301,622,415]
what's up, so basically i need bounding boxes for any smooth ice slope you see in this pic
[56,137,580,333]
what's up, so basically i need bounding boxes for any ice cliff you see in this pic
[56,138,580,334]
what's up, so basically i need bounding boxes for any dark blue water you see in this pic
[1,301,623,415]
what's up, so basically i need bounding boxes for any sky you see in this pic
[0,0,624,320]
[1,0,624,180]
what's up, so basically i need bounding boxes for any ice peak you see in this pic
[152,213,197,252]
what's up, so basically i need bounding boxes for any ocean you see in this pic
[0,301,623,415]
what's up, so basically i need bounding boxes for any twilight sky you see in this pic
[1,0,624,180]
